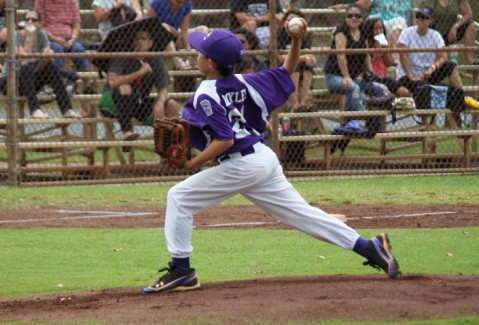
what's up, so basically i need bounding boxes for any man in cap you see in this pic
[396,3,463,93]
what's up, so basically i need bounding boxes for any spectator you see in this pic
[34,0,96,94]
[427,0,477,65]
[277,8,316,111]
[93,0,143,42]
[229,0,285,49]
[0,11,81,119]
[396,4,463,93]
[233,27,268,73]
[367,0,414,65]
[331,0,414,65]
[106,29,179,145]
[0,0,6,49]
[146,0,208,71]
[324,3,389,132]
[362,17,410,97]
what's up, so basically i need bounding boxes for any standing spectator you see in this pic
[106,29,179,144]
[324,3,389,132]
[233,27,268,73]
[146,0,208,71]
[1,11,81,118]
[396,4,463,93]
[427,0,477,64]
[277,8,316,111]
[93,0,143,42]
[34,0,96,94]
[229,0,285,49]
[362,17,410,97]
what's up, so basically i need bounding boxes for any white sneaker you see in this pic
[63,109,81,118]
[31,109,50,119]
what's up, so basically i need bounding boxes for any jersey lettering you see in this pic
[222,89,247,107]
[228,108,250,139]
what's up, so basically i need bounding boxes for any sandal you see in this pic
[31,109,50,119]
[122,133,140,152]
[62,109,82,118]
[177,59,193,70]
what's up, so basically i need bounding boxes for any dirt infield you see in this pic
[1,204,479,324]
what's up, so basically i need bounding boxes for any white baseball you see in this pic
[288,17,303,36]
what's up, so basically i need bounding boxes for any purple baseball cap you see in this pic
[188,30,244,68]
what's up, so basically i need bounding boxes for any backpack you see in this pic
[413,84,465,113]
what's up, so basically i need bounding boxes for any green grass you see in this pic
[1,175,478,208]
[1,175,479,324]
[1,227,478,298]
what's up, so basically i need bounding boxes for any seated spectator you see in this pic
[368,0,415,65]
[324,3,389,132]
[0,0,6,50]
[146,0,208,71]
[229,0,284,49]
[427,0,477,64]
[233,27,268,73]
[106,29,179,146]
[34,0,96,94]
[396,4,463,93]
[362,16,410,97]
[92,0,143,42]
[0,11,81,119]
[277,8,316,111]
[331,0,414,65]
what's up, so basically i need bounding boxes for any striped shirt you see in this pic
[35,0,81,40]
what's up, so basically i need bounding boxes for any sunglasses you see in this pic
[346,13,363,19]
[415,13,431,20]
[25,17,39,22]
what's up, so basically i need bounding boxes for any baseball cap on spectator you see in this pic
[416,4,434,19]
[188,30,244,68]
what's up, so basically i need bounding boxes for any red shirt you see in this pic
[35,0,81,40]
[372,43,388,77]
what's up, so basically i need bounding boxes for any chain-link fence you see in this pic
[0,0,478,185]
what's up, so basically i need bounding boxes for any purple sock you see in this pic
[353,237,369,258]
[172,257,190,271]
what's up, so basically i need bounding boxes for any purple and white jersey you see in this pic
[182,66,294,157]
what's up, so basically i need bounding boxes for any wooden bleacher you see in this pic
[1,6,478,184]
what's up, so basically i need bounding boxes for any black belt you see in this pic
[218,145,256,163]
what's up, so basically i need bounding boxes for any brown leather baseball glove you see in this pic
[153,117,191,168]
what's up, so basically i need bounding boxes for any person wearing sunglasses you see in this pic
[330,0,413,65]
[324,3,389,133]
[0,11,81,118]
[396,4,463,94]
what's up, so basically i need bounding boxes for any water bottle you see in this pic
[449,45,458,64]
[282,116,291,133]
[358,88,366,110]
